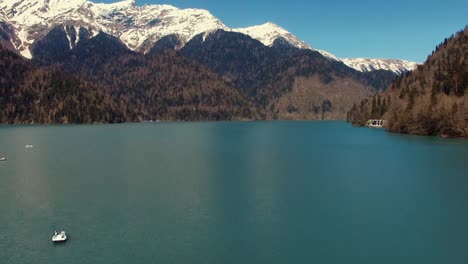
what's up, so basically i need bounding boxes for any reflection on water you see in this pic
[0,122,467,264]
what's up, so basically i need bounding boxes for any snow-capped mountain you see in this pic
[1,0,328,59]
[234,22,312,49]
[341,58,419,74]
[232,23,417,73]
[233,22,339,61]
[0,0,418,74]
[0,0,228,58]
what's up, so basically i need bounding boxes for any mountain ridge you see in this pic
[341,58,419,75]
[0,0,417,74]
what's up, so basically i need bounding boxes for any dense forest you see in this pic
[0,38,259,124]
[0,44,125,124]
[348,27,468,138]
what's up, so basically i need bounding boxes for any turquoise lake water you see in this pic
[0,121,467,264]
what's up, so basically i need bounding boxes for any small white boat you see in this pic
[0,157,6,161]
[25,144,33,148]
[52,230,67,242]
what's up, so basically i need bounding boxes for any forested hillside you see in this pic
[348,27,468,137]
[0,35,259,124]
[0,43,125,124]
[27,28,397,122]
[181,30,396,119]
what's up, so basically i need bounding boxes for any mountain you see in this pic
[347,27,467,138]
[233,23,417,74]
[233,22,339,61]
[29,26,391,121]
[180,29,401,119]
[341,58,419,75]
[0,0,416,75]
[0,0,422,123]
[0,0,228,58]
[234,22,312,50]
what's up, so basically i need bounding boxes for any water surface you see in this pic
[0,121,467,264]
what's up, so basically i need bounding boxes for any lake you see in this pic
[0,121,467,264]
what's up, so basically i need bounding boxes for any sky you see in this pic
[99,0,467,63]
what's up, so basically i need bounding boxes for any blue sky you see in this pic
[100,0,467,62]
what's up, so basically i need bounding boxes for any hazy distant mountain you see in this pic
[341,58,419,75]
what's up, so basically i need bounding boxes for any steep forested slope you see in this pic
[0,43,124,124]
[181,30,396,119]
[0,32,260,124]
[348,27,468,137]
[33,31,260,121]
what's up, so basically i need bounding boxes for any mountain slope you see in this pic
[180,30,399,119]
[233,22,341,61]
[0,30,260,124]
[31,31,260,121]
[29,28,391,120]
[0,21,16,51]
[348,27,467,137]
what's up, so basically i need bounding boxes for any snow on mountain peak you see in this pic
[92,0,136,12]
[0,0,228,57]
[233,22,342,61]
[48,0,88,8]
[341,58,419,74]
[234,22,312,50]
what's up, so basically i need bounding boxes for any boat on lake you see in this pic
[25,144,33,148]
[0,157,6,161]
[52,230,67,242]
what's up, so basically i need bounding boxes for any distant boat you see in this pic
[52,230,67,242]
[25,144,33,148]
[0,157,6,161]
